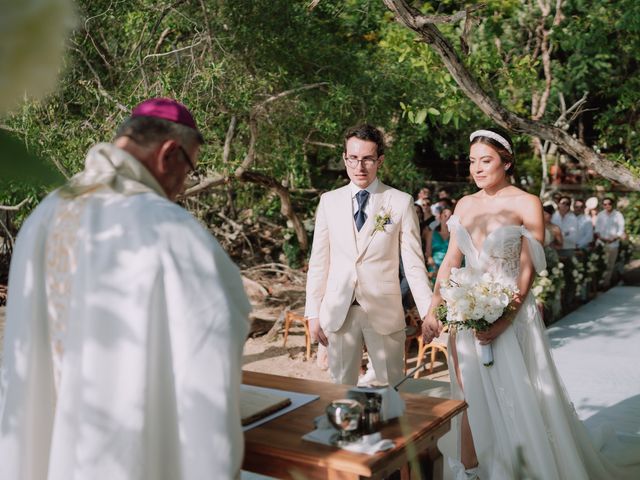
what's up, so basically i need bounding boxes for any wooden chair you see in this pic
[414,327,449,377]
[404,307,422,374]
[282,309,311,361]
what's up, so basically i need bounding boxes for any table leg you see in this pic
[419,446,444,480]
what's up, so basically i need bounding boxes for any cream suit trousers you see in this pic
[327,305,406,386]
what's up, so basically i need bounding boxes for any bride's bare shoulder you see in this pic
[452,194,476,216]
[512,188,542,208]
[455,192,478,210]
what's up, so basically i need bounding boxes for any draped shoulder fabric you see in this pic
[441,215,640,480]
[0,144,251,480]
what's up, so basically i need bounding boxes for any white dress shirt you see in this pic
[575,213,594,249]
[595,210,625,248]
[551,211,578,249]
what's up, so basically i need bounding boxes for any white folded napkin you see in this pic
[302,416,395,455]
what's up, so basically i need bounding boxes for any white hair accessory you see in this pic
[469,129,513,154]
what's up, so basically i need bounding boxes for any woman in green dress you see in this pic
[424,205,452,277]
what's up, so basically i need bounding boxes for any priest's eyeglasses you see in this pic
[344,155,378,168]
[177,145,196,172]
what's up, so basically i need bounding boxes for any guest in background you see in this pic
[437,187,451,201]
[417,187,432,204]
[414,203,425,225]
[573,198,594,250]
[424,205,452,277]
[551,195,578,249]
[595,197,625,289]
[585,197,599,227]
[414,188,429,220]
[543,204,564,249]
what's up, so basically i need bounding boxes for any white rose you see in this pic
[451,267,482,287]
[484,309,502,323]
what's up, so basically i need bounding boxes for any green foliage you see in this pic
[3,0,639,268]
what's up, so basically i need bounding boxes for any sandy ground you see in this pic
[242,329,332,382]
[241,318,450,384]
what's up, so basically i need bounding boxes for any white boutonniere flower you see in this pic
[373,208,392,234]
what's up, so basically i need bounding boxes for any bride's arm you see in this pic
[421,201,466,342]
[514,194,545,300]
[477,195,544,345]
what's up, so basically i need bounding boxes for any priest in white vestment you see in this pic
[0,98,251,480]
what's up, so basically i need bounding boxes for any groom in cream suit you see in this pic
[305,124,432,386]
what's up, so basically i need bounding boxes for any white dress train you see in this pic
[443,215,640,480]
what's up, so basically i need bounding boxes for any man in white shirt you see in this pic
[0,98,251,480]
[551,195,578,249]
[573,198,594,250]
[305,124,432,386]
[595,197,626,289]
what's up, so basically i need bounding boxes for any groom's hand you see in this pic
[309,317,328,346]
[421,312,442,344]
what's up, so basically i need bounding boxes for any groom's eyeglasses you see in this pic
[344,155,378,168]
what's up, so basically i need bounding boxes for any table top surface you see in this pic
[242,371,466,478]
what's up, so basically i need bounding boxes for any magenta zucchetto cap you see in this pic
[131,97,200,133]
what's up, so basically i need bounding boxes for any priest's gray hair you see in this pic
[115,116,204,150]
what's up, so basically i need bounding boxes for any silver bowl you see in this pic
[326,398,362,446]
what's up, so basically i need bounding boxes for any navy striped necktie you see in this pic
[354,190,370,231]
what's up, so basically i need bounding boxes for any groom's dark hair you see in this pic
[343,124,385,157]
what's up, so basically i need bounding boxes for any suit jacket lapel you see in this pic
[337,185,359,257]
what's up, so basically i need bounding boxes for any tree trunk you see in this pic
[238,170,309,252]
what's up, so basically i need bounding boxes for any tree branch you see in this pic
[238,170,309,252]
[181,175,228,197]
[0,198,29,211]
[70,44,128,113]
[234,116,258,177]
[235,82,328,177]
[143,37,204,61]
[256,82,329,110]
[414,4,485,27]
[382,0,640,189]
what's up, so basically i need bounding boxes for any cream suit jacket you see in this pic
[305,181,432,335]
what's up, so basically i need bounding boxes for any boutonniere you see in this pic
[373,208,392,234]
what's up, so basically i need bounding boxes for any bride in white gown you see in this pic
[422,129,640,480]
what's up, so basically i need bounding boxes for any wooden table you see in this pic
[242,371,466,480]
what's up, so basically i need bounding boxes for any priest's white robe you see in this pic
[0,147,251,480]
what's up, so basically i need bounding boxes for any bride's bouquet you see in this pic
[436,267,518,366]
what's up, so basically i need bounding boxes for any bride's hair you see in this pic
[470,128,515,176]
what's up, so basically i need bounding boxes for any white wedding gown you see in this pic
[444,215,640,480]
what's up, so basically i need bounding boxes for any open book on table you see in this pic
[240,387,292,426]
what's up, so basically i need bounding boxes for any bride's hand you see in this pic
[421,309,443,344]
[475,317,511,345]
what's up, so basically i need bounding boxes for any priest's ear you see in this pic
[154,139,179,174]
